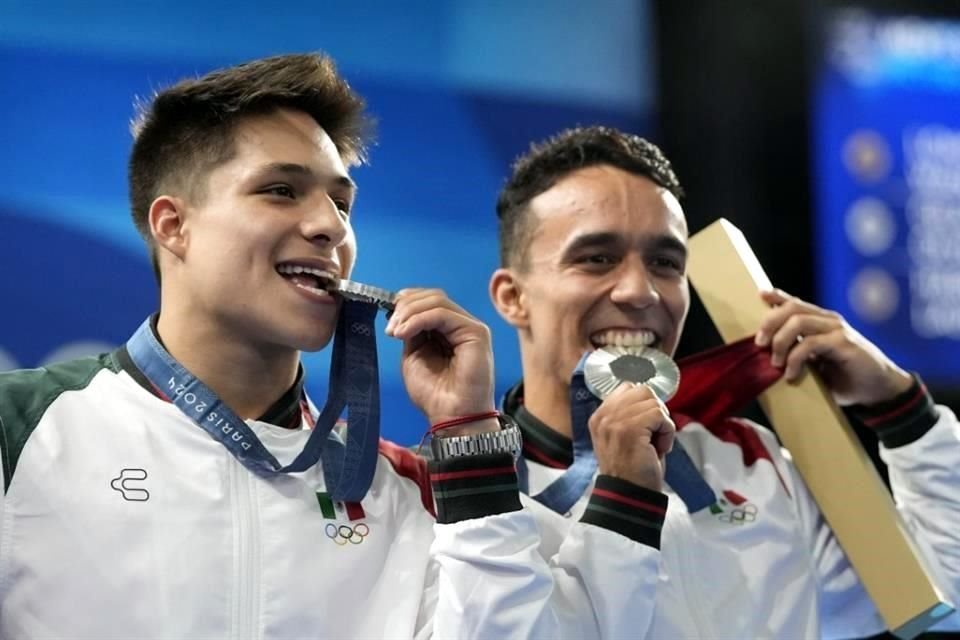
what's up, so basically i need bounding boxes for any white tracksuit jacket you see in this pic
[0,350,663,640]
[507,381,960,639]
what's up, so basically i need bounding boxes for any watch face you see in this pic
[583,345,680,403]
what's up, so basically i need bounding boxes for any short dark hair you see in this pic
[128,52,374,282]
[496,126,684,269]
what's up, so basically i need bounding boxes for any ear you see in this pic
[148,195,189,263]
[489,267,530,329]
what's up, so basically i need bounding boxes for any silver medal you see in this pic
[333,279,398,312]
[583,345,680,403]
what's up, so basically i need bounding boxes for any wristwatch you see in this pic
[430,414,523,461]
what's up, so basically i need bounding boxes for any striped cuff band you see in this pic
[429,453,522,523]
[581,475,668,549]
[845,374,938,448]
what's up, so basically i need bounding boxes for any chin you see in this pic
[294,330,336,353]
[273,316,337,352]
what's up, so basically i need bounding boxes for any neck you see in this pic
[155,311,300,420]
[520,373,573,439]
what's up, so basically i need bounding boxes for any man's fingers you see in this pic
[606,384,672,420]
[759,288,790,306]
[652,414,676,457]
[768,315,840,367]
[782,331,844,381]
[756,290,835,347]
[391,308,490,351]
[589,384,673,491]
[608,381,657,403]
[395,288,470,317]
[654,430,675,458]
[591,391,670,438]
[386,289,476,338]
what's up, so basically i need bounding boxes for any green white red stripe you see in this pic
[316,491,365,521]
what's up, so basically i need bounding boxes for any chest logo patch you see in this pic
[710,489,758,524]
[316,491,369,546]
[326,522,370,545]
[111,468,150,502]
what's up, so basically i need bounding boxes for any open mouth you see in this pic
[589,329,659,350]
[276,263,339,298]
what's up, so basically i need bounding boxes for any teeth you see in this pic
[292,282,330,296]
[590,329,656,348]
[277,264,338,283]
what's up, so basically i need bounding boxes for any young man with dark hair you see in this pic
[0,57,657,639]
[490,125,960,637]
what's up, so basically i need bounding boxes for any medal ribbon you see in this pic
[126,300,381,501]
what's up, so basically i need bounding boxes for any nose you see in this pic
[609,257,659,309]
[300,194,349,248]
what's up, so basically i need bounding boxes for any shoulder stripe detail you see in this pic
[718,417,790,494]
[702,417,774,467]
[683,416,790,494]
[378,439,434,516]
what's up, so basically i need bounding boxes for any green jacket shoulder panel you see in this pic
[0,353,119,490]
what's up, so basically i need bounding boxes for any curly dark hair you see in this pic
[496,126,683,269]
[128,52,374,282]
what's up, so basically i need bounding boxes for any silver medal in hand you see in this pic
[584,346,680,403]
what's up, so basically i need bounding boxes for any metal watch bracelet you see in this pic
[429,414,523,461]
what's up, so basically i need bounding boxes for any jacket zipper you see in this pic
[232,460,261,639]
[670,506,711,637]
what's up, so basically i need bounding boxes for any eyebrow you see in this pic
[253,162,357,193]
[562,231,688,259]
[648,234,688,257]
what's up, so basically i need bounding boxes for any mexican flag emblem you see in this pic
[710,489,758,524]
[316,491,365,521]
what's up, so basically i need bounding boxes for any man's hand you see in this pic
[588,383,675,492]
[755,289,913,408]
[385,288,499,435]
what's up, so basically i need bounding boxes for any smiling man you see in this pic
[490,126,960,637]
[0,57,659,639]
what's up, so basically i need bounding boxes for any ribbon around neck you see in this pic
[126,300,383,501]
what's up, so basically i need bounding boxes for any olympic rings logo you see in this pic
[575,389,591,401]
[325,522,370,545]
[717,503,758,525]
[350,322,372,336]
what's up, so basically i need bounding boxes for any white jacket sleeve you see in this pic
[880,406,960,632]
[539,473,666,640]
[790,391,960,638]
[413,454,662,640]
[531,491,662,640]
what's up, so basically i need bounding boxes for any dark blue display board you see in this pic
[814,9,960,384]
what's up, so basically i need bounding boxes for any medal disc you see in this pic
[583,345,680,402]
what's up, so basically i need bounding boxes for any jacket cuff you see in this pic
[580,475,668,549]
[845,374,939,448]
[429,453,522,524]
